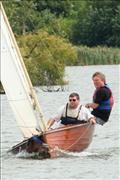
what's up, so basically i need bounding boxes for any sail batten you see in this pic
[0,2,46,138]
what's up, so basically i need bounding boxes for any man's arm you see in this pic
[88,117,96,124]
[47,119,55,130]
[86,87,109,109]
[46,105,65,130]
[85,102,99,109]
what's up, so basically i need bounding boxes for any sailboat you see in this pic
[0,3,95,158]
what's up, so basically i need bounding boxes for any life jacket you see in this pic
[61,104,86,125]
[93,85,114,110]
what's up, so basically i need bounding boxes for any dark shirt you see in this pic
[91,86,112,122]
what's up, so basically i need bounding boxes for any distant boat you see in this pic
[0,2,95,158]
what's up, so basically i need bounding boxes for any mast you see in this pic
[0,2,46,135]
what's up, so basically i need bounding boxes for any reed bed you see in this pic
[76,46,120,65]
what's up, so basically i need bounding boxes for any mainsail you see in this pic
[0,3,46,138]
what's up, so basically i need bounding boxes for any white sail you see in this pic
[0,3,46,138]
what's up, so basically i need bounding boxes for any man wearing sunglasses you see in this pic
[47,92,96,130]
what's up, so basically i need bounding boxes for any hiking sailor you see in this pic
[86,72,114,125]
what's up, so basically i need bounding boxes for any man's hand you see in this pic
[85,103,91,108]
[89,117,96,124]
[85,103,99,109]
[46,119,55,130]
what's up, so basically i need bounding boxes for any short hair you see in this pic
[69,92,80,100]
[92,72,106,83]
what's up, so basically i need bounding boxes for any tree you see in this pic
[17,31,77,86]
[107,5,120,46]
[3,0,40,35]
[34,0,72,17]
[71,0,120,47]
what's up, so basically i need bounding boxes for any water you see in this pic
[1,65,119,180]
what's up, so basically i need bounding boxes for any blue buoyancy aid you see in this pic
[93,85,114,110]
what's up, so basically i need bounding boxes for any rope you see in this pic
[60,123,93,152]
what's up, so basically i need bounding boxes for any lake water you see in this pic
[1,65,119,180]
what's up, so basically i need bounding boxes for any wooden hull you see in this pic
[9,123,95,158]
[43,122,95,152]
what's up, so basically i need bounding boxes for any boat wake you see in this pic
[48,146,119,159]
[59,151,95,158]
[48,147,95,158]
[11,149,93,159]
[15,150,49,160]
[4,146,118,160]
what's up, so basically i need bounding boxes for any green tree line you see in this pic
[3,0,120,47]
[1,0,120,87]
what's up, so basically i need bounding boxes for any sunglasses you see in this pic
[69,99,77,102]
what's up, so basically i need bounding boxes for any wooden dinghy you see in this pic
[9,122,94,157]
[43,122,95,152]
